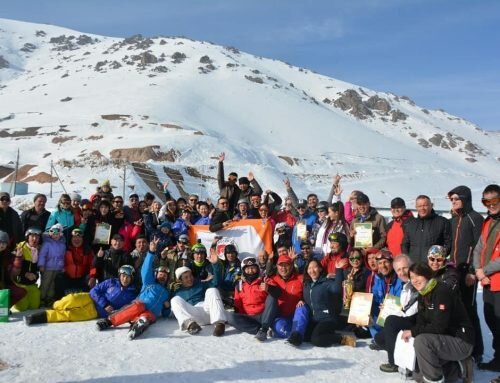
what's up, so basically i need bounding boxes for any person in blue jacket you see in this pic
[285,258,356,348]
[369,249,403,338]
[291,199,317,253]
[96,237,171,340]
[23,265,137,325]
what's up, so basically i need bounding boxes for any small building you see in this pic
[0,182,28,195]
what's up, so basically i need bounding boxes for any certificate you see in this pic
[394,331,416,371]
[347,292,373,326]
[354,222,373,248]
[296,221,307,241]
[93,223,111,245]
[376,294,402,327]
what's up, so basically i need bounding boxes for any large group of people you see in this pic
[0,153,498,383]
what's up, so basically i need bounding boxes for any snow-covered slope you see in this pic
[0,18,498,209]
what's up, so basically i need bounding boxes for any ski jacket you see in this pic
[234,277,268,316]
[303,272,343,323]
[89,277,137,318]
[267,271,303,317]
[386,210,414,257]
[38,234,66,271]
[137,251,171,317]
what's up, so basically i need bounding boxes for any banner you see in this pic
[188,219,273,260]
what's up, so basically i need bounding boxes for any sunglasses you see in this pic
[317,209,326,213]
[189,198,198,202]
[61,200,71,204]
[0,197,10,202]
[178,240,188,244]
[482,197,499,207]
[72,232,83,237]
[49,229,61,234]
[228,177,237,182]
[259,209,269,213]
[449,197,460,202]
[349,256,362,261]
[297,206,306,210]
[428,256,445,263]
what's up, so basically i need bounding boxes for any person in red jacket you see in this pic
[474,184,500,372]
[55,228,96,299]
[321,232,349,279]
[226,257,279,340]
[266,255,304,340]
[386,197,414,257]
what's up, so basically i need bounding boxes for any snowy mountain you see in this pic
[0,18,498,209]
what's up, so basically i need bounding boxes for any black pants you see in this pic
[383,315,416,365]
[226,295,278,334]
[484,286,500,360]
[459,271,484,358]
[304,319,344,347]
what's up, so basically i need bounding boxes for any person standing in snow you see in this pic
[38,224,66,307]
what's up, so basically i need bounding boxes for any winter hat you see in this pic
[112,233,124,241]
[49,224,64,233]
[0,230,9,243]
[238,177,250,185]
[101,179,111,188]
[175,266,192,280]
[316,201,330,211]
[375,249,393,262]
[224,244,238,255]
[427,245,448,260]
[328,232,348,251]
[70,193,82,202]
[277,255,293,265]
[0,192,10,200]
[390,197,406,209]
[160,221,172,230]
[178,234,189,244]
[237,198,249,206]
[241,256,258,270]
[296,199,307,208]
[191,241,206,253]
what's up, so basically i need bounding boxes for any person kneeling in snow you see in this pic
[23,264,136,325]
[226,257,279,341]
[170,247,226,336]
[95,237,171,340]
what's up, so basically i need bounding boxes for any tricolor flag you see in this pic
[188,219,273,259]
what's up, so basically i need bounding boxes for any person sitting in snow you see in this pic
[23,264,136,325]
[170,247,226,337]
[95,237,171,340]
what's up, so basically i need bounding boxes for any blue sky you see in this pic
[2,0,499,130]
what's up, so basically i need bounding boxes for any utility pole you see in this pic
[122,163,126,198]
[12,148,19,196]
[50,160,53,198]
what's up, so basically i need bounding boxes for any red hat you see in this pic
[277,255,292,265]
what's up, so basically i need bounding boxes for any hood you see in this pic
[448,185,473,214]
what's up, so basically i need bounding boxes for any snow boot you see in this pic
[24,311,47,326]
[379,363,399,373]
[286,331,302,347]
[213,322,225,337]
[254,328,267,342]
[96,318,112,331]
[128,317,150,340]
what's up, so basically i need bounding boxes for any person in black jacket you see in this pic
[401,195,451,263]
[448,185,484,362]
[20,193,50,233]
[0,192,23,249]
[209,197,233,232]
[94,234,134,282]
[401,262,474,383]
[217,152,240,213]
